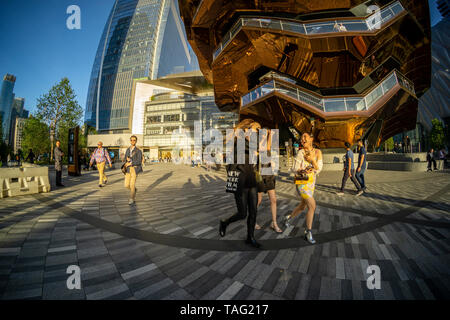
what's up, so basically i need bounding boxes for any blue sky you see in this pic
[0,0,444,116]
[0,0,115,115]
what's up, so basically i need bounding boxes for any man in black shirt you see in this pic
[355,139,367,192]
[427,149,437,171]
[26,149,35,164]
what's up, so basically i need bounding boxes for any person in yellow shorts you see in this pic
[89,141,112,187]
[285,132,323,244]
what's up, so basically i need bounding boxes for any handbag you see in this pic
[121,163,127,175]
[294,169,310,185]
[226,165,241,193]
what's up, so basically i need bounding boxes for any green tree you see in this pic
[79,124,97,150]
[22,116,51,160]
[430,118,445,150]
[35,78,83,161]
[384,137,394,152]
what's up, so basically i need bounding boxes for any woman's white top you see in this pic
[291,148,323,175]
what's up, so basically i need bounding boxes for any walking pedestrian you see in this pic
[219,119,262,248]
[54,140,64,187]
[439,148,447,169]
[284,132,323,244]
[123,135,143,205]
[355,139,367,192]
[255,128,282,233]
[336,142,363,196]
[25,149,35,164]
[427,148,437,171]
[406,135,411,153]
[89,141,112,187]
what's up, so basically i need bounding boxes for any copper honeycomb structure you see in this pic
[178,0,431,149]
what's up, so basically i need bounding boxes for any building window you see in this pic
[164,114,180,122]
[164,126,179,134]
[147,115,161,123]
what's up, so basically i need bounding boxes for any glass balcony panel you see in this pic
[259,19,282,31]
[380,8,394,24]
[275,82,297,99]
[213,47,221,60]
[245,18,261,28]
[339,20,368,32]
[324,98,346,112]
[229,20,242,37]
[382,73,397,92]
[390,2,404,15]
[261,81,275,96]
[305,22,335,34]
[345,98,363,111]
[299,92,322,109]
[356,99,366,111]
[242,93,251,106]
[366,85,383,108]
[221,32,231,47]
[281,22,305,34]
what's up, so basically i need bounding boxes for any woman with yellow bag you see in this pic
[285,132,323,244]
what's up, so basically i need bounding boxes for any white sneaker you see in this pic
[128,199,135,205]
[356,190,364,196]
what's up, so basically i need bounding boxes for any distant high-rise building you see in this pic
[0,74,16,143]
[417,19,450,131]
[85,0,199,133]
[13,117,27,154]
[9,97,26,146]
[437,0,450,19]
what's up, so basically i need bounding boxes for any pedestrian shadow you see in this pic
[183,178,197,190]
[315,183,450,212]
[0,188,100,232]
[144,172,172,192]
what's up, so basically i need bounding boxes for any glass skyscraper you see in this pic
[0,74,16,143]
[85,0,199,132]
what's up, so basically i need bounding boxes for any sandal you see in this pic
[270,222,283,233]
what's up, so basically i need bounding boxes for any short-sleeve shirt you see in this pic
[358,146,367,169]
[344,149,354,170]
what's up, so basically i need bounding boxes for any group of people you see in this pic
[53,136,144,205]
[393,135,411,153]
[51,119,445,248]
[218,119,323,248]
[218,119,374,248]
[336,140,367,196]
[427,148,447,171]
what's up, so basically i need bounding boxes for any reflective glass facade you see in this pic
[0,74,16,143]
[85,0,199,132]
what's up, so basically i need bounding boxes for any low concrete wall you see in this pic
[367,153,427,162]
[368,160,444,171]
[0,164,51,198]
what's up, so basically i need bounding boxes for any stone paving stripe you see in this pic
[0,248,21,255]
[216,281,245,300]
[121,263,157,281]
[47,245,76,253]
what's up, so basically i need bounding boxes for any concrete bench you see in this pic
[0,164,51,198]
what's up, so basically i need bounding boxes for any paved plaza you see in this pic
[0,163,449,300]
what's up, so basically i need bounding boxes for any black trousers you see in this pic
[225,187,258,239]
[56,170,62,185]
[340,169,361,192]
[427,159,437,170]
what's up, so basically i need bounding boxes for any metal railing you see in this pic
[241,69,415,112]
[213,1,405,60]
